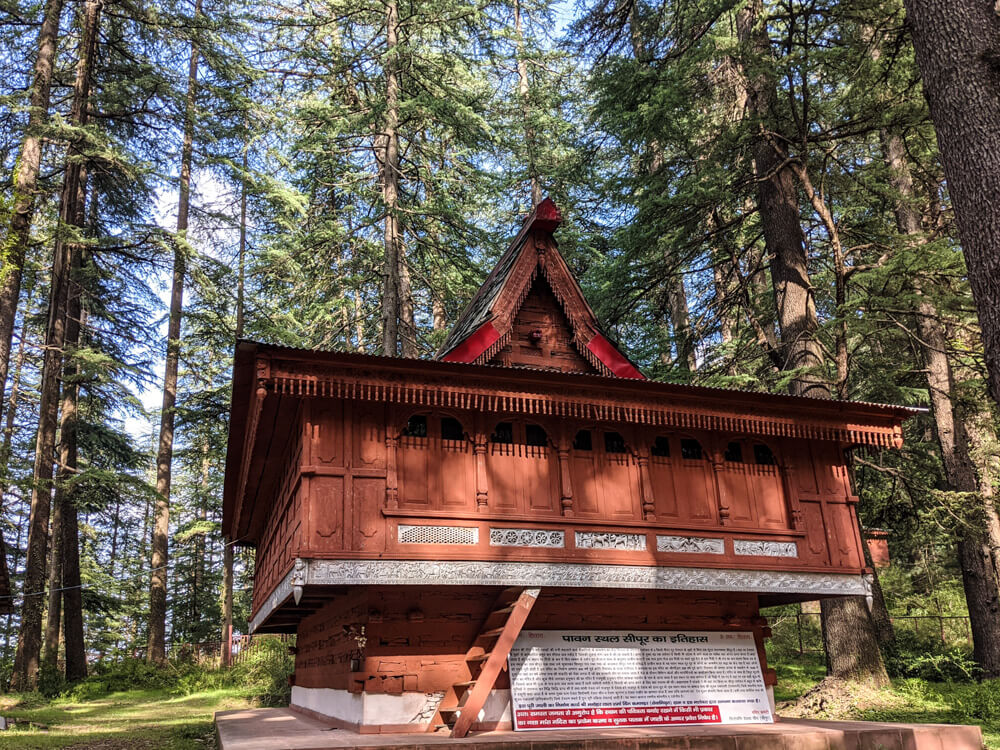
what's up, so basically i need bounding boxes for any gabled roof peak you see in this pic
[437,198,644,379]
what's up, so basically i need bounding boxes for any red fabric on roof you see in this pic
[439,321,501,363]
[587,334,645,379]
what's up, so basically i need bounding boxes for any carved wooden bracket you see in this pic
[385,435,399,510]
[636,451,656,521]
[557,438,574,517]
[709,448,731,526]
[473,434,488,512]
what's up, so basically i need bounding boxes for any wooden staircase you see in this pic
[434,587,540,738]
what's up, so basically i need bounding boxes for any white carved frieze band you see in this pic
[575,531,646,551]
[733,539,798,558]
[251,560,871,632]
[656,535,725,554]
[490,528,565,548]
[397,524,478,545]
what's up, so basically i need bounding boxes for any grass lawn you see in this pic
[772,652,1000,749]
[0,687,252,749]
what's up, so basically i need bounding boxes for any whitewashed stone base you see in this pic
[289,686,511,729]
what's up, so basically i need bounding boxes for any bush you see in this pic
[884,630,980,682]
[229,637,294,706]
[63,658,201,702]
[967,680,1000,720]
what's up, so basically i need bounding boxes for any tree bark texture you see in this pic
[0,279,33,614]
[904,0,1000,407]
[11,0,101,691]
[149,0,201,663]
[820,595,889,686]
[884,131,1000,677]
[514,0,542,207]
[0,0,65,429]
[737,0,885,684]
[737,0,828,398]
[61,251,86,682]
[380,0,403,356]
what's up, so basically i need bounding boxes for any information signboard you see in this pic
[507,629,772,731]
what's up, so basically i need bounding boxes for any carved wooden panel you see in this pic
[602,451,639,520]
[399,432,431,507]
[309,401,344,467]
[312,475,344,548]
[570,446,600,515]
[353,477,386,552]
[783,440,819,495]
[749,462,787,528]
[434,436,474,510]
[486,441,520,512]
[488,276,597,374]
[353,403,385,470]
[825,501,862,568]
[797,500,829,565]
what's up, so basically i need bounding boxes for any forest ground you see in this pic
[0,688,248,748]
[0,656,995,749]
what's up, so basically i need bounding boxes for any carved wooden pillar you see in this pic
[636,449,656,521]
[385,434,399,509]
[557,433,574,517]
[708,445,731,525]
[473,433,489,512]
[779,459,805,530]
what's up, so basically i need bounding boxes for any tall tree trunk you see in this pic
[0,0,64,426]
[904,0,1000,409]
[149,0,201,663]
[737,0,886,685]
[883,131,1000,677]
[514,0,542,206]
[11,0,101,692]
[222,144,248,667]
[737,1,827,398]
[380,0,402,356]
[42,180,87,672]
[628,5,696,373]
[0,276,35,616]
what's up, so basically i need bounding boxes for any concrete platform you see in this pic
[215,708,984,750]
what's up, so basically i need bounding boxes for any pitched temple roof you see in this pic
[436,198,644,379]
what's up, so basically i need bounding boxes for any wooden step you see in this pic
[466,651,492,663]
[478,626,505,639]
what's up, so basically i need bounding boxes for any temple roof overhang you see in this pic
[223,340,920,541]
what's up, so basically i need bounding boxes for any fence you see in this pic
[767,611,973,655]
[164,633,295,666]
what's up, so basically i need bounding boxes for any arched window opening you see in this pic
[402,414,427,438]
[573,430,593,451]
[651,436,671,458]
[491,422,514,444]
[604,432,627,454]
[441,417,464,441]
[526,424,548,447]
[753,443,776,466]
[680,438,703,460]
[724,442,744,463]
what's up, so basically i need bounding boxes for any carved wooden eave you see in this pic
[436,198,644,379]
[223,342,918,540]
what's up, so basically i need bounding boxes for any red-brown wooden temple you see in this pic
[223,199,915,736]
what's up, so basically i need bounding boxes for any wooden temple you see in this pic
[223,199,915,736]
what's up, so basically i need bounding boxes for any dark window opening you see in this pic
[573,430,593,451]
[754,443,776,466]
[651,436,671,457]
[724,442,743,463]
[491,422,514,444]
[402,415,427,438]
[604,432,627,454]
[526,424,548,447]
[441,417,464,441]
[680,438,702,460]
